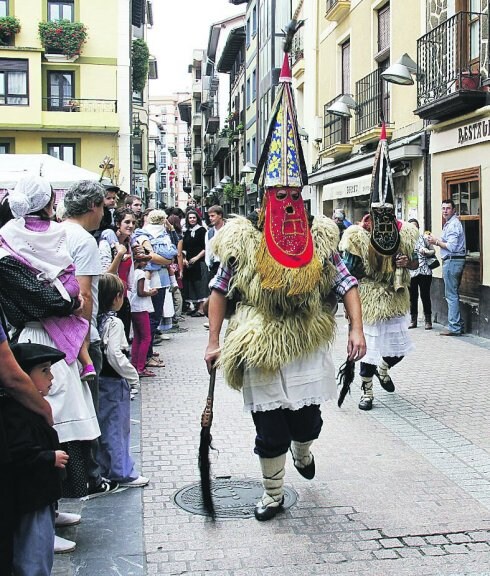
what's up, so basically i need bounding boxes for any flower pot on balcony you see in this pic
[457,71,480,91]
[44,53,79,63]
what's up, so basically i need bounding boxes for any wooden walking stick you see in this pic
[199,367,216,519]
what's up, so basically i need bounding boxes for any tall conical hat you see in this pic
[253,53,308,189]
[369,123,400,256]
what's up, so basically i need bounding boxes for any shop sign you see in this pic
[430,118,490,154]
[322,174,371,201]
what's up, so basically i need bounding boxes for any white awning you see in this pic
[322,174,371,201]
[0,154,101,190]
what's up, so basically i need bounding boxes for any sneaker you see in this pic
[203,322,209,329]
[87,478,119,499]
[80,364,96,382]
[54,535,76,554]
[119,475,149,488]
[55,512,81,527]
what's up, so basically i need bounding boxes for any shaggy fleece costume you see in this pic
[212,215,339,391]
[339,222,419,325]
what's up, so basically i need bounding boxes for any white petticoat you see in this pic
[363,314,414,365]
[242,346,336,412]
[19,322,100,443]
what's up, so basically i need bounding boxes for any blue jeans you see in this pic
[442,259,465,333]
[13,504,55,576]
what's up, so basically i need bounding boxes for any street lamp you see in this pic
[326,94,359,118]
[240,161,257,174]
[381,53,421,86]
[220,175,232,185]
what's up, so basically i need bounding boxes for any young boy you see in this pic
[1,342,69,576]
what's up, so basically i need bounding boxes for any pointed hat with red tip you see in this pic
[369,122,400,256]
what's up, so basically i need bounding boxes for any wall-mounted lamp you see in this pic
[298,127,309,142]
[381,53,422,86]
[326,94,359,118]
[240,161,257,175]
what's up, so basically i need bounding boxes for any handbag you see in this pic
[427,256,440,270]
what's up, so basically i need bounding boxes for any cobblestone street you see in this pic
[54,310,490,575]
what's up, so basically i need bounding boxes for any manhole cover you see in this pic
[174,478,297,518]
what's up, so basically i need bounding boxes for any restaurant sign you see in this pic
[430,118,490,154]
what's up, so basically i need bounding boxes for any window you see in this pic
[48,0,74,22]
[133,140,142,170]
[0,1,7,17]
[0,143,10,153]
[341,40,350,94]
[252,68,256,101]
[246,77,251,107]
[251,136,256,164]
[443,167,481,298]
[246,17,251,46]
[377,3,390,55]
[0,59,28,105]
[47,71,74,111]
[47,143,75,164]
[252,5,257,36]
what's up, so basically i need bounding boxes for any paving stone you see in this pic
[380,538,404,548]
[373,549,400,559]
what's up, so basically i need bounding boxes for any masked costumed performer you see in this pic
[204,48,366,522]
[339,125,419,411]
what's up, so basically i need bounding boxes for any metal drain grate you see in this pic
[174,478,297,518]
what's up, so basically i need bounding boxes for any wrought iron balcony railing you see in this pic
[417,11,487,109]
[355,69,390,135]
[323,95,350,149]
[42,98,117,112]
[291,28,304,66]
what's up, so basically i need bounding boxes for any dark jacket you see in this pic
[0,396,62,513]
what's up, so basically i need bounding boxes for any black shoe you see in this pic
[358,396,373,411]
[374,369,395,392]
[291,450,315,480]
[87,479,119,499]
[254,497,284,521]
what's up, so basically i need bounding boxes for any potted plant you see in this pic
[38,19,87,61]
[0,16,20,46]
[132,39,150,93]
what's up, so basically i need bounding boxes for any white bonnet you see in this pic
[9,175,52,219]
[333,209,345,220]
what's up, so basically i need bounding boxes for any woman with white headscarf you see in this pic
[0,176,100,498]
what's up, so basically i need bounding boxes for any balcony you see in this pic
[213,137,229,161]
[319,96,353,159]
[40,98,118,132]
[352,69,393,145]
[192,78,202,96]
[192,147,202,164]
[325,0,350,22]
[192,113,202,132]
[291,30,305,85]
[415,11,488,122]
[203,148,214,176]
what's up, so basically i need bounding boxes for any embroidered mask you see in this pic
[263,187,313,268]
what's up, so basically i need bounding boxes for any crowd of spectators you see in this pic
[0,176,221,575]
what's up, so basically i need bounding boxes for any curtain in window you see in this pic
[8,72,27,105]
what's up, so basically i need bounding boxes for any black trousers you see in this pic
[409,274,432,319]
[251,404,323,458]
[360,356,403,378]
